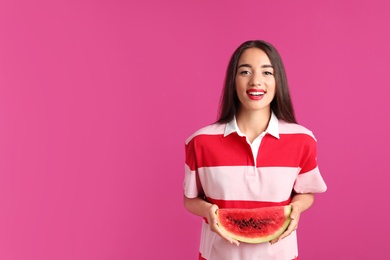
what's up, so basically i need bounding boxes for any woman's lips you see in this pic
[246,88,265,100]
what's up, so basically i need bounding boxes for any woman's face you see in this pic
[235,47,276,114]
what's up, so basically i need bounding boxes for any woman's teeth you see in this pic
[248,91,264,96]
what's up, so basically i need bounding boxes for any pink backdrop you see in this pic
[1,0,389,259]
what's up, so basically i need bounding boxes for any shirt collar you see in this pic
[224,112,280,139]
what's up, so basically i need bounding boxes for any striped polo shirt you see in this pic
[184,113,327,260]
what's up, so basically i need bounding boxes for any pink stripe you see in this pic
[278,121,315,139]
[198,166,299,202]
[294,166,327,193]
[185,124,225,144]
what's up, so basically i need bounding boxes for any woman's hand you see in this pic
[269,202,300,244]
[207,204,240,246]
[206,204,240,246]
[183,195,239,246]
[270,193,314,245]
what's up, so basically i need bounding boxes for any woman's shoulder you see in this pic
[278,120,316,140]
[185,123,226,144]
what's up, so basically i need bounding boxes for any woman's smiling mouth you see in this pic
[247,88,266,99]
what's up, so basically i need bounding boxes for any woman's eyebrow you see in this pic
[237,64,252,69]
[237,64,273,69]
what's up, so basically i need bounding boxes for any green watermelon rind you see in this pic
[217,205,292,244]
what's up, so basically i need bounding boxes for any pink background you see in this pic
[0,0,389,259]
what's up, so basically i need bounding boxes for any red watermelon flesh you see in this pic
[217,205,292,243]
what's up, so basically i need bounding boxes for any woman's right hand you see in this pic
[183,195,239,246]
[206,204,240,246]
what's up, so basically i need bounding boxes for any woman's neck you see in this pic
[236,109,271,143]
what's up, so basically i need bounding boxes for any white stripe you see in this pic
[197,166,300,202]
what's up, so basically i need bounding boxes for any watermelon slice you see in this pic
[216,205,292,243]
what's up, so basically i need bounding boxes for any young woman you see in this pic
[183,40,327,260]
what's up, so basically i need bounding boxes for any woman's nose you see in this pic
[249,73,262,86]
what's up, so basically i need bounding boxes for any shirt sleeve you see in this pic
[183,138,203,198]
[293,134,327,193]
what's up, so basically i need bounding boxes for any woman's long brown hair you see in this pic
[217,40,297,124]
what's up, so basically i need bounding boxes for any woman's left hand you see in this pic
[269,202,301,245]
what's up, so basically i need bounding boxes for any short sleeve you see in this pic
[183,139,203,198]
[293,135,327,193]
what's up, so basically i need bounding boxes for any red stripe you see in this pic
[258,134,316,169]
[186,133,317,172]
[207,197,291,209]
[186,133,253,170]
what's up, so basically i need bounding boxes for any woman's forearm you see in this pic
[183,195,213,218]
[291,193,314,213]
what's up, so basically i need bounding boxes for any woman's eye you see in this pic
[263,71,273,76]
[239,70,251,75]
